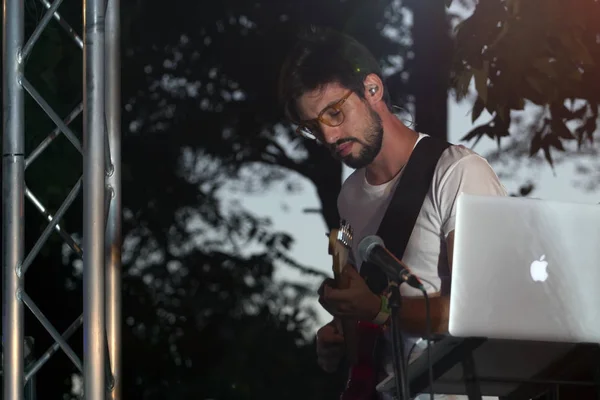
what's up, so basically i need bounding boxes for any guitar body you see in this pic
[339,321,383,400]
[328,223,384,400]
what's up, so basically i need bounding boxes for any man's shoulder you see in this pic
[438,142,481,167]
[434,141,507,198]
[434,141,496,179]
[416,133,483,170]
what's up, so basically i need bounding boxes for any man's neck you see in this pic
[365,115,419,186]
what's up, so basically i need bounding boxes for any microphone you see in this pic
[358,235,424,290]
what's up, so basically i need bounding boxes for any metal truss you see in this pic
[2,0,122,398]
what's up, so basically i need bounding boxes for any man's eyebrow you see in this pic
[300,93,341,121]
[322,98,339,110]
[316,95,344,116]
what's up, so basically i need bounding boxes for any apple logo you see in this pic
[530,254,549,282]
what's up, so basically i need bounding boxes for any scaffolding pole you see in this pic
[105,0,123,397]
[2,0,25,400]
[1,0,122,397]
[83,0,107,396]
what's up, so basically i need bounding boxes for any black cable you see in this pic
[421,288,434,400]
[389,284,410,400]
[406,341,418,364]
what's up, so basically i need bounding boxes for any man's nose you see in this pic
[320,124,341,145]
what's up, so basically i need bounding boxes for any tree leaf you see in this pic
[547,133,565,151]
[525,76,544,95]
[454,69,474,100]
[529,130,543,156]
[488,20,510,50]
[551,120,575,140]
[574,37,595,66]
[513,97,526,111]
[496,106,508,123]
[584,117,597,144]
[506,0,522,15]
[452,0,598,170]
[532,58,557,79]
[559,33,594,66]
[473,62,489,104]
[472,97,485,123]
[571,105,587,120]
[461,124,489,142]
[542,145,554,168]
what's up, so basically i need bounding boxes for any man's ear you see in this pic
[363,73,384,105]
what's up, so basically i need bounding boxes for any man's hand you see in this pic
[318,266,380,321]
[316,320,345,373]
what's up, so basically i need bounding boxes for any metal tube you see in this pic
[104,185,113,232]
[21,178,83,274]
[20,292,83,373]
[105,0,122,396]
[24,337,36,400]
[83,0,107,396]
[25,102,83,169]
[22,78,83,154]
[25,314,84,382]
[25,187,83,257]
[2,0,25,399]
[21,0,65,60]
[37,0,84,49]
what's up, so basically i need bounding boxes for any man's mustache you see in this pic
[331,138,359,152]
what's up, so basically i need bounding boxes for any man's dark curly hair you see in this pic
[278,26,391,123]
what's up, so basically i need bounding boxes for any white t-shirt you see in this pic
[337,133,507,399]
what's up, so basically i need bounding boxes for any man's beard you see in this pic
[337,109,383,169]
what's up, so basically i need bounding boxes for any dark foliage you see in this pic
[1,0,417,398]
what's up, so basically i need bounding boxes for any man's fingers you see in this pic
[319,296,354,318]
[318,357,339,373]
[320,286,351,315]
[317,323,344,340]
[318,297,337,316]
[317,327,345,354]
[317,345,344,359]
[319,332,345,344]
[317,278,336,297]
[317,344,345,373]
[333,318,344,333]
[316,321,346,373]
[318,295,327,309]
[323,285,348,301]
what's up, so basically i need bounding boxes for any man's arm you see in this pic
[396,152,505,336]
[394,230,454,336]
[397,294,450,335]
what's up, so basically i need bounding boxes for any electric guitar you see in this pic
[328,221,384,400]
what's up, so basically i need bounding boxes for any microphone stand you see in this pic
[389,282,411,400]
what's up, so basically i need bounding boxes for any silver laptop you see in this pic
[449,193,600,344]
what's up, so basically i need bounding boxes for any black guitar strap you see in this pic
[360,136,452,294]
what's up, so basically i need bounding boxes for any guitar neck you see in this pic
[327,227,359,365]
[333,256,360,365]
